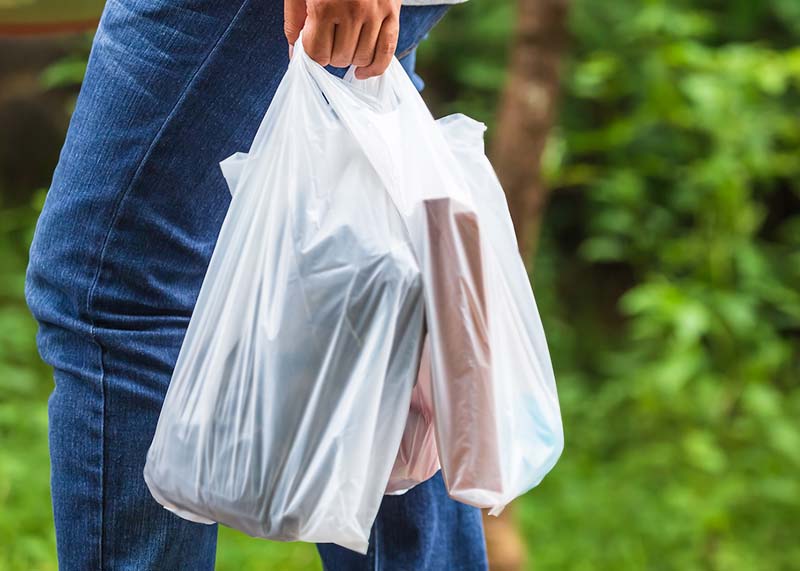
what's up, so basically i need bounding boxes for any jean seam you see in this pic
[83,0,251,343]
[83,2,251,568]
[97,337,107,570]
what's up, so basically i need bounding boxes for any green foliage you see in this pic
[424,1,800,570]
[0,191,56,571]
[421,1,800,569]
[39,54,88,90]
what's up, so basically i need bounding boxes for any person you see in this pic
[24,0,488,569]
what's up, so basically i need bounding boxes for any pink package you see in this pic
[386,335,440,495]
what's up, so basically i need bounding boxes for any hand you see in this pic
[284,0,401,79]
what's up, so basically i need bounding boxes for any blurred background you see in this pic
[1,0,799,569]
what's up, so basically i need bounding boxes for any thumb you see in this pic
[284,0,306,47]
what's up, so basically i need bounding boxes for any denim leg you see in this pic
[317,472,488,571]
[25,0,482,569]
[28,0,273,566]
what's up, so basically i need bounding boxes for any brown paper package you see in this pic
[423,197,502,497]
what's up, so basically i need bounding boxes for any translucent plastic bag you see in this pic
[385,335,439,495]
[386,114,564,514]
[144,40,427,553]
[145,34,563,551]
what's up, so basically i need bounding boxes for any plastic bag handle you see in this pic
[292,33,404,115]
[289,33,412,198]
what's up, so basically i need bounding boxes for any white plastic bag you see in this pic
[385,113,564,513]
[144,40,427,553]
[145,34,563,551]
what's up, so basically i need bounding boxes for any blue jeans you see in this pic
[25,0,488,569]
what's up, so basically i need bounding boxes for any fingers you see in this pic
[330,20,362,68]
[292,0,401,73]
[354,14,399,79]
[352,20,380,68]
[284,0,306,48]
[303,13,335,66]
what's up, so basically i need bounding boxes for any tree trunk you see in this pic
[490,0,570,262]
[483,0,569,570]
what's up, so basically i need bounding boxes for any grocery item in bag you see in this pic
[423,197,502,495]
[386,335,439,495]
